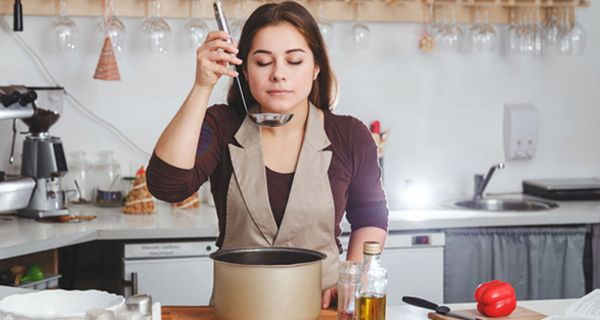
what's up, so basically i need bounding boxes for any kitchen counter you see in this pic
[0,285,578,319]
[0,198,599,260]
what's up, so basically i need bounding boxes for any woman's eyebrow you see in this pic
[251,48,307,55]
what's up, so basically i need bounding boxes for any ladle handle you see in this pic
[9,119,16,164]
[213,1,249,114]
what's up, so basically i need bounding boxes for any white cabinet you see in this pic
[122,241,216,306]
[341,231,445,305]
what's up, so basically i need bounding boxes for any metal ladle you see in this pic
[213,0,293,127]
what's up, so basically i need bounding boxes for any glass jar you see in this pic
[338,261,362,320]
[93,150,122,207]
[63,151,93,204]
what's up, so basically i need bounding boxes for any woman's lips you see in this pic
[267,90,293,96]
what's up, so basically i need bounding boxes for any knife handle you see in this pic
[402,296,440,311]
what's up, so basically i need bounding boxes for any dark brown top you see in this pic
[147,105,389,251]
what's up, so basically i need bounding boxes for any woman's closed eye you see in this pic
[256,61,272,67]
[255,60,304,67]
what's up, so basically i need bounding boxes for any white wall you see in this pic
[1,5,599,208]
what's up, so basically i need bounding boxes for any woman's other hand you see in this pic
[322,285,337,309]
[195,31,242,89]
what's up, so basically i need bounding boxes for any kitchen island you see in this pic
[0,285,580,319]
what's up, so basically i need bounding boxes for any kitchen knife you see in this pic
[402,296,482,320]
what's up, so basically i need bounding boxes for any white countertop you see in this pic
[0,285,578,319]
[0,197,599,260]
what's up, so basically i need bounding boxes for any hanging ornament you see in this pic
[418,2,436,54]
[93,0,121,81]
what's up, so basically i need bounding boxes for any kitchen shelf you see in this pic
[0,0,591,24]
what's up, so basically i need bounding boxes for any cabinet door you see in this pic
[384,247,444,305]
[123,257,213,306]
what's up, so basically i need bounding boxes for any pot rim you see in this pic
[210,246,327,268]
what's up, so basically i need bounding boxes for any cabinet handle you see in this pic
[131,272,138,295]
[121,272,138,296]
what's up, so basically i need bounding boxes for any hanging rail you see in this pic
[0,0,590,23]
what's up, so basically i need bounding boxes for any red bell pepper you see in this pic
[474,280,517,317]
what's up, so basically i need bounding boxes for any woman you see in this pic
[147,1,388,309]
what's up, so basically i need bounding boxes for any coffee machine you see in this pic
[0,85,70,218]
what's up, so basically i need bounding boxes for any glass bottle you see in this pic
[357,241,387,320]
[337,261,362,320]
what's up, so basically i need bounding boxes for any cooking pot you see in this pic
[210,247,326,320]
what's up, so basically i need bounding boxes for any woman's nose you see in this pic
[270,64,286,81]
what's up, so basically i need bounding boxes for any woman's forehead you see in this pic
[250,22,311,54]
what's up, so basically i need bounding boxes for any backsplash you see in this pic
[1,6,599,208]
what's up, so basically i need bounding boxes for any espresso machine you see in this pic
[0,85,70,218]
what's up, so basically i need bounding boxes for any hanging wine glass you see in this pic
[507,7,520,54]
[97,0,126,52]
[436,4,462,53]
[567,7,587,55]
[185,0,209,50]
[52,0,78,51]
[351,0,370,49]
[530,6,544,56]
[543,8,560,47]
[468,6,497,53]
[141,0,171,54]
[317,0,334,48]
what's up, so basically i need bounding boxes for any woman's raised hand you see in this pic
[194,31,243,89]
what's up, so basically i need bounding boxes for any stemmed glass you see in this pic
[543,8,561,47]
[351,0,369,49]
[434,4,462,53]
[468,6,497,53]
[507,8,520,53]
[317,0,334,47]
[227,0,246,41]
[141,0,171,54]
[557,6,586,56]
[98,0,126,52]
[185,0,209,50]
[518,6,543,56]
[52,0,78,51]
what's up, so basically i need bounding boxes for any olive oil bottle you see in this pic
[357,241,387,320]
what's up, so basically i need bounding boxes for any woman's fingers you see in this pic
[204,30,231,43]
[321,286,337,309]
[208,50,242,65]
[194,31,241,86]
[208,63,239,78]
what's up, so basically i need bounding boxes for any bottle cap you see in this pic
[126,294,152,315]
[363,241,382,255]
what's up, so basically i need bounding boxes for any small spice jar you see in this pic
[337,261,362,320]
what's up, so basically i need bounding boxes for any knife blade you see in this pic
[444,311,481,320]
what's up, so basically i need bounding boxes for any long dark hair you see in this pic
[226,1,337,117]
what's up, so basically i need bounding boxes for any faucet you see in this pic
[473,163,505,200]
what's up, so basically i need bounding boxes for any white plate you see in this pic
[0,289,125,319]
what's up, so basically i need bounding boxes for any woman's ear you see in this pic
[313,66,320,81]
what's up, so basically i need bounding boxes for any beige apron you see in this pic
[222,103,340,289]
